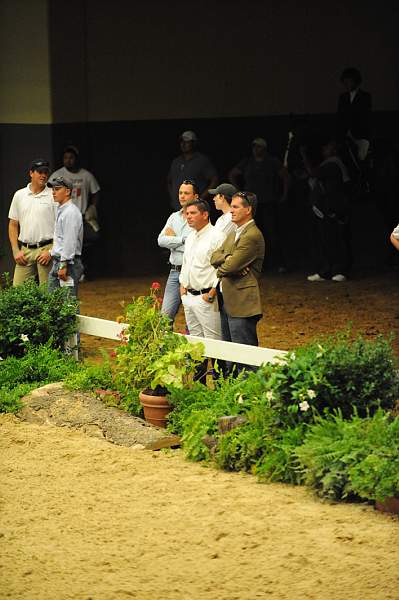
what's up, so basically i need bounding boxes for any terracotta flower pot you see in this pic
[139,390,172,428]
[375,497,399,515]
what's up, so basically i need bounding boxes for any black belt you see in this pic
[187,287,212,296]
[21,239,53,249]
[170,264,182,272]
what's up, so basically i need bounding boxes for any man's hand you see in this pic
[58,267,68,281]
[13,249,28,266]
[202,288,217,303]
[37,250,52,265]
[165,227,176,236]
[180,285,187,297]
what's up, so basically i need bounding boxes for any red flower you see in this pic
[151,281,161,290]
[109,351,117,359]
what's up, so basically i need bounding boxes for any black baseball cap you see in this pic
[48,176,73,190]
[208,183,237,198]
[30,158,50,172]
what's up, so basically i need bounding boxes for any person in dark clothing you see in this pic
[302,137,351,282]
[337,67,372,162]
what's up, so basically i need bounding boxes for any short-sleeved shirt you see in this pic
[49,167,100,214]
[8,184,56,244]
[168,151,217,209]
[236,155,282,204]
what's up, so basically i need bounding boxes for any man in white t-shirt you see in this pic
[50,146,100,214]
[208,183,237,237]
[50,146,100,280]
[8,158,56,286]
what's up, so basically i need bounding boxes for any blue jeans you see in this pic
[220,302,261,374]
[161,269,182,323]
[48,257,83,299]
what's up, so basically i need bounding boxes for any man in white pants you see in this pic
[179,199,225,341]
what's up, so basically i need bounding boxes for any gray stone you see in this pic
[17,383,180,450]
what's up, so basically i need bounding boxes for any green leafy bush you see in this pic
[64,359,114,392]
[259,332,399,426]
[0,279,78,358]
[0,344,79,413]
[295,409,399,502]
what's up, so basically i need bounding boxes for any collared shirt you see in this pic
[51,200,83,262]
[157,209,192,266]
[214,211,236,238]
[8,184,56,244]
[235,219,254,242]
[180,222,225,290]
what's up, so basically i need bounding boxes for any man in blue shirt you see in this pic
[47,177,83,298]
[158,179,197,323]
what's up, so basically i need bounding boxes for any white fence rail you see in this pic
[76,315,287,366]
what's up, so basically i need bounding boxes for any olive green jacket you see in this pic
[210,221,265,317]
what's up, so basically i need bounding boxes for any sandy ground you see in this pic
[1,271,399,599]
[1,414,399,600]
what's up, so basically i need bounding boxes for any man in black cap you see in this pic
[167,130,218,209]
[8,158,56,285]
[47,176,83,298]
[208,183,237,238]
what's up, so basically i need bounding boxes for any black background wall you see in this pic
[1,0,398,277]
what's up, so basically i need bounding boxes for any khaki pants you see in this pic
[13,244,53,286]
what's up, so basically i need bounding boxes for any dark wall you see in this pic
[50,110,398,277]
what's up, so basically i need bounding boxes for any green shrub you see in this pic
[0,383,33,413]
[65,360,114,392]
[0,279,78,358]
[259,332,399,427]
[295,409,399,502]
[0,344,79,413]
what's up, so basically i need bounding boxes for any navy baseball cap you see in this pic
[30,158,50,172]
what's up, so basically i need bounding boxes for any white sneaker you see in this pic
[79,273,86,283]
[332,274,347,282]
[307,273,326,282]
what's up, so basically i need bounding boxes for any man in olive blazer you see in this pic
[211,192,265,371]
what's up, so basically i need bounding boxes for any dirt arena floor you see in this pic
[1,270,399,600]
[77,270,399,360]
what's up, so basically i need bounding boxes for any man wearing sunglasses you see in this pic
[8,159,56,286]
[211,191,265,373]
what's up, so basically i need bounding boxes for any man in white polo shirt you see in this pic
[8,158,56,286]
[179,199,225,341]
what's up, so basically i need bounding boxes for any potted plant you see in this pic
[113,282,203,425]
[139,340,204,427]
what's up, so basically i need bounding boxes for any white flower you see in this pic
[299,400,310,412]
[20,334,29,342]
[307,389,316,399]
[316,352,323,358]
[290,352,296,360]
[266,390,274,401]
[237,394,244,405]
